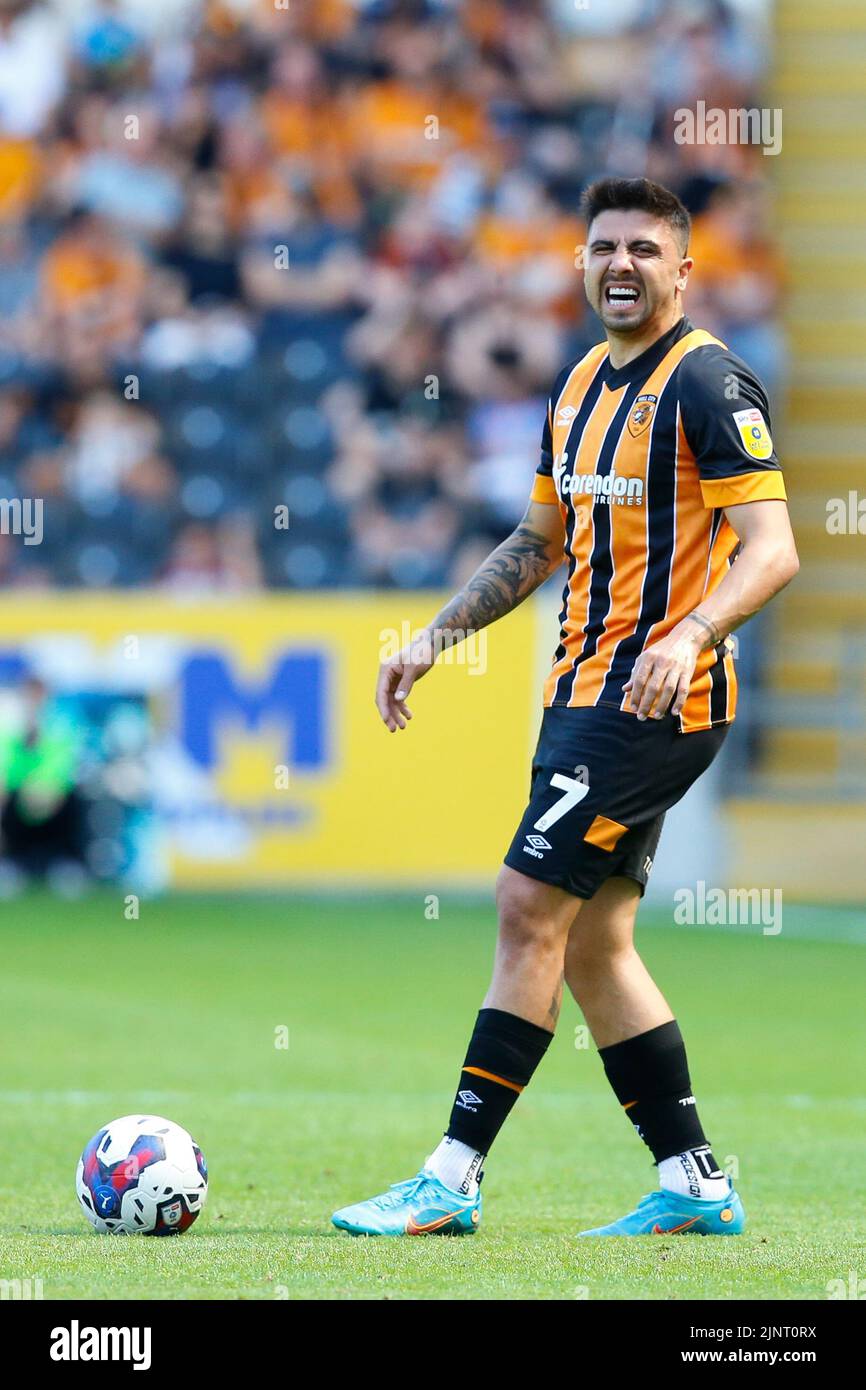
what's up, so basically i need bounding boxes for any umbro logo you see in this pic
[523,832,551,860]
[556,405,577,426]
[456,1090,483,1112]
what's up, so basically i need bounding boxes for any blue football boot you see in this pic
[579,1181,745,1236]
[332,1168,482,1236]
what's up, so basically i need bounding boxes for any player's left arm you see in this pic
[625,346,798,721]
[624,498,799,720]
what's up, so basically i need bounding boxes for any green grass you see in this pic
[0,892,863,1300]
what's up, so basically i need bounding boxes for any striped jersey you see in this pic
[529,316,786,732]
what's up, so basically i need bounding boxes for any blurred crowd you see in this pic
[0,0,783,591]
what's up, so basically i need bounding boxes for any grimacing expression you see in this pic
[582,209,692,333]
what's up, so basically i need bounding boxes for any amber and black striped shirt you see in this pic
[530,316,786,732]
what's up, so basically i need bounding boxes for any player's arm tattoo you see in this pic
[684,608,723,650]
[427,522,556,639]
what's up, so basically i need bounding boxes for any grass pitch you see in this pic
[0,891,863,1300]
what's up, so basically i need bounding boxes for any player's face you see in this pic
[582,210,692,333]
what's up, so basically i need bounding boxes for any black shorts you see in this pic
[504,705,728,900]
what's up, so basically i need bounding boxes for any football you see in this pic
[76,1115,208,1235]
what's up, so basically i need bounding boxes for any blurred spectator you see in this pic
[40,209,145,365]
[162,514,263,590]
[0,674,84,889]
[687,179,786,391]
[63,391,175,503]
[0,0,68,137]
[74,0,143,78]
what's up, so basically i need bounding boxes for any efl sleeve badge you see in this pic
[732,407,774,460]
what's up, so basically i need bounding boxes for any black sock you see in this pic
[598,1019,719,1167]
[445,1007,553,1153]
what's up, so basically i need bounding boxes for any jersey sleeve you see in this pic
[529,367,570,505]
[678,345,787,509]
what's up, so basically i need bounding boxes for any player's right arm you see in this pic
[375,499,565,732]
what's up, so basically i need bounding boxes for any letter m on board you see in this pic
[181,651,327,771]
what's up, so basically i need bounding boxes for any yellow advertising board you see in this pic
[0,594,542,888]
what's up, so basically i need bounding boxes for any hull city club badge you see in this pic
[628,393,658,437]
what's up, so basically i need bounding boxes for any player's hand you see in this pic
[375,632,436,732]
[623,624,703,721]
